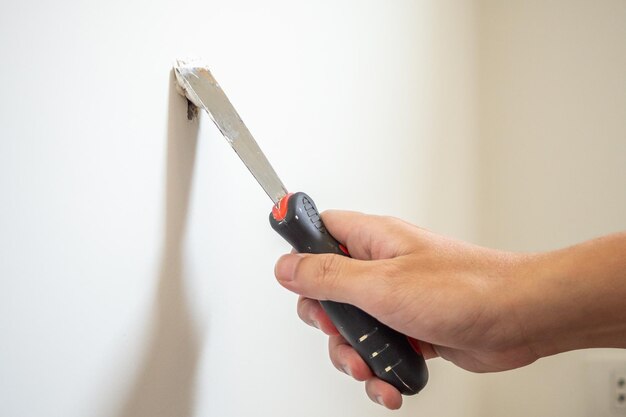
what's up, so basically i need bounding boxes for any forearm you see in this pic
[513,232,626,358]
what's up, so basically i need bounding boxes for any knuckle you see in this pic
[376,215,404,233]
[364,260,407,317]
[328,338,356,376]
[327,337,343,368]
[317,254,344,292]
[296,297,320,327]
[370,260,401,293]
[296,296,309,321]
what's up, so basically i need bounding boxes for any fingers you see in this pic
[299,295,408,411]
[320,210,411,260]
[276,210,416,316]
[328,338,403,410]
[298,296,373,381]
[326,330,402,410]
[412,338,439,360]
[296,296,338,335]
[365,378,403,410]
[328,334,372,381]
[327,333,402,410]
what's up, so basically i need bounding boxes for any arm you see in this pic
[274,210,626,409]
[515,233,626,358]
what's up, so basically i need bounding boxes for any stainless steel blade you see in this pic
[174,62,288,204]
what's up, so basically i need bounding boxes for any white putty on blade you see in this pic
[170,60,289,204]
[173,59,205,108]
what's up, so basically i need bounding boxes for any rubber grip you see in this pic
[269,192,428,395]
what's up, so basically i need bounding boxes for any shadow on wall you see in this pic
[117,70,201,417]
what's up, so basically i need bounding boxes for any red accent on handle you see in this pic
[272,193,294,221]
[338,244,350,256]
[407,337,423,355]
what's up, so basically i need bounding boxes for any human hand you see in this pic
[274,210,539,409]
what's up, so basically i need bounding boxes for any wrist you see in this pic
[506,251,568,359]
[508,236,626,359]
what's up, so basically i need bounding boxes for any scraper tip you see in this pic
[173,59,205,108]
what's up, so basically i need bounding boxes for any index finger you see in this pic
[320,210,413,260]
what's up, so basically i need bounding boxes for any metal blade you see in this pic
[174,62,288,204]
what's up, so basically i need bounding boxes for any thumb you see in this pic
[274,253,396,314]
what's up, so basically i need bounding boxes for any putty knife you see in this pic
[173,60,428,395]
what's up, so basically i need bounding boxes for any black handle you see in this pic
[269,192,428,395]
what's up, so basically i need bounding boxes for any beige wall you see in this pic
[476,0,626,251]
[475,1,626,416]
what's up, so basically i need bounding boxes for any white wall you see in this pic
[0,1,483,417]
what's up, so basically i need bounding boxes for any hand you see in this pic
[274,210,539,409]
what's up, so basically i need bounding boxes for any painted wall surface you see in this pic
[0,1,482,417]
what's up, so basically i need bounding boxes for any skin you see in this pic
[274,210,626,410]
